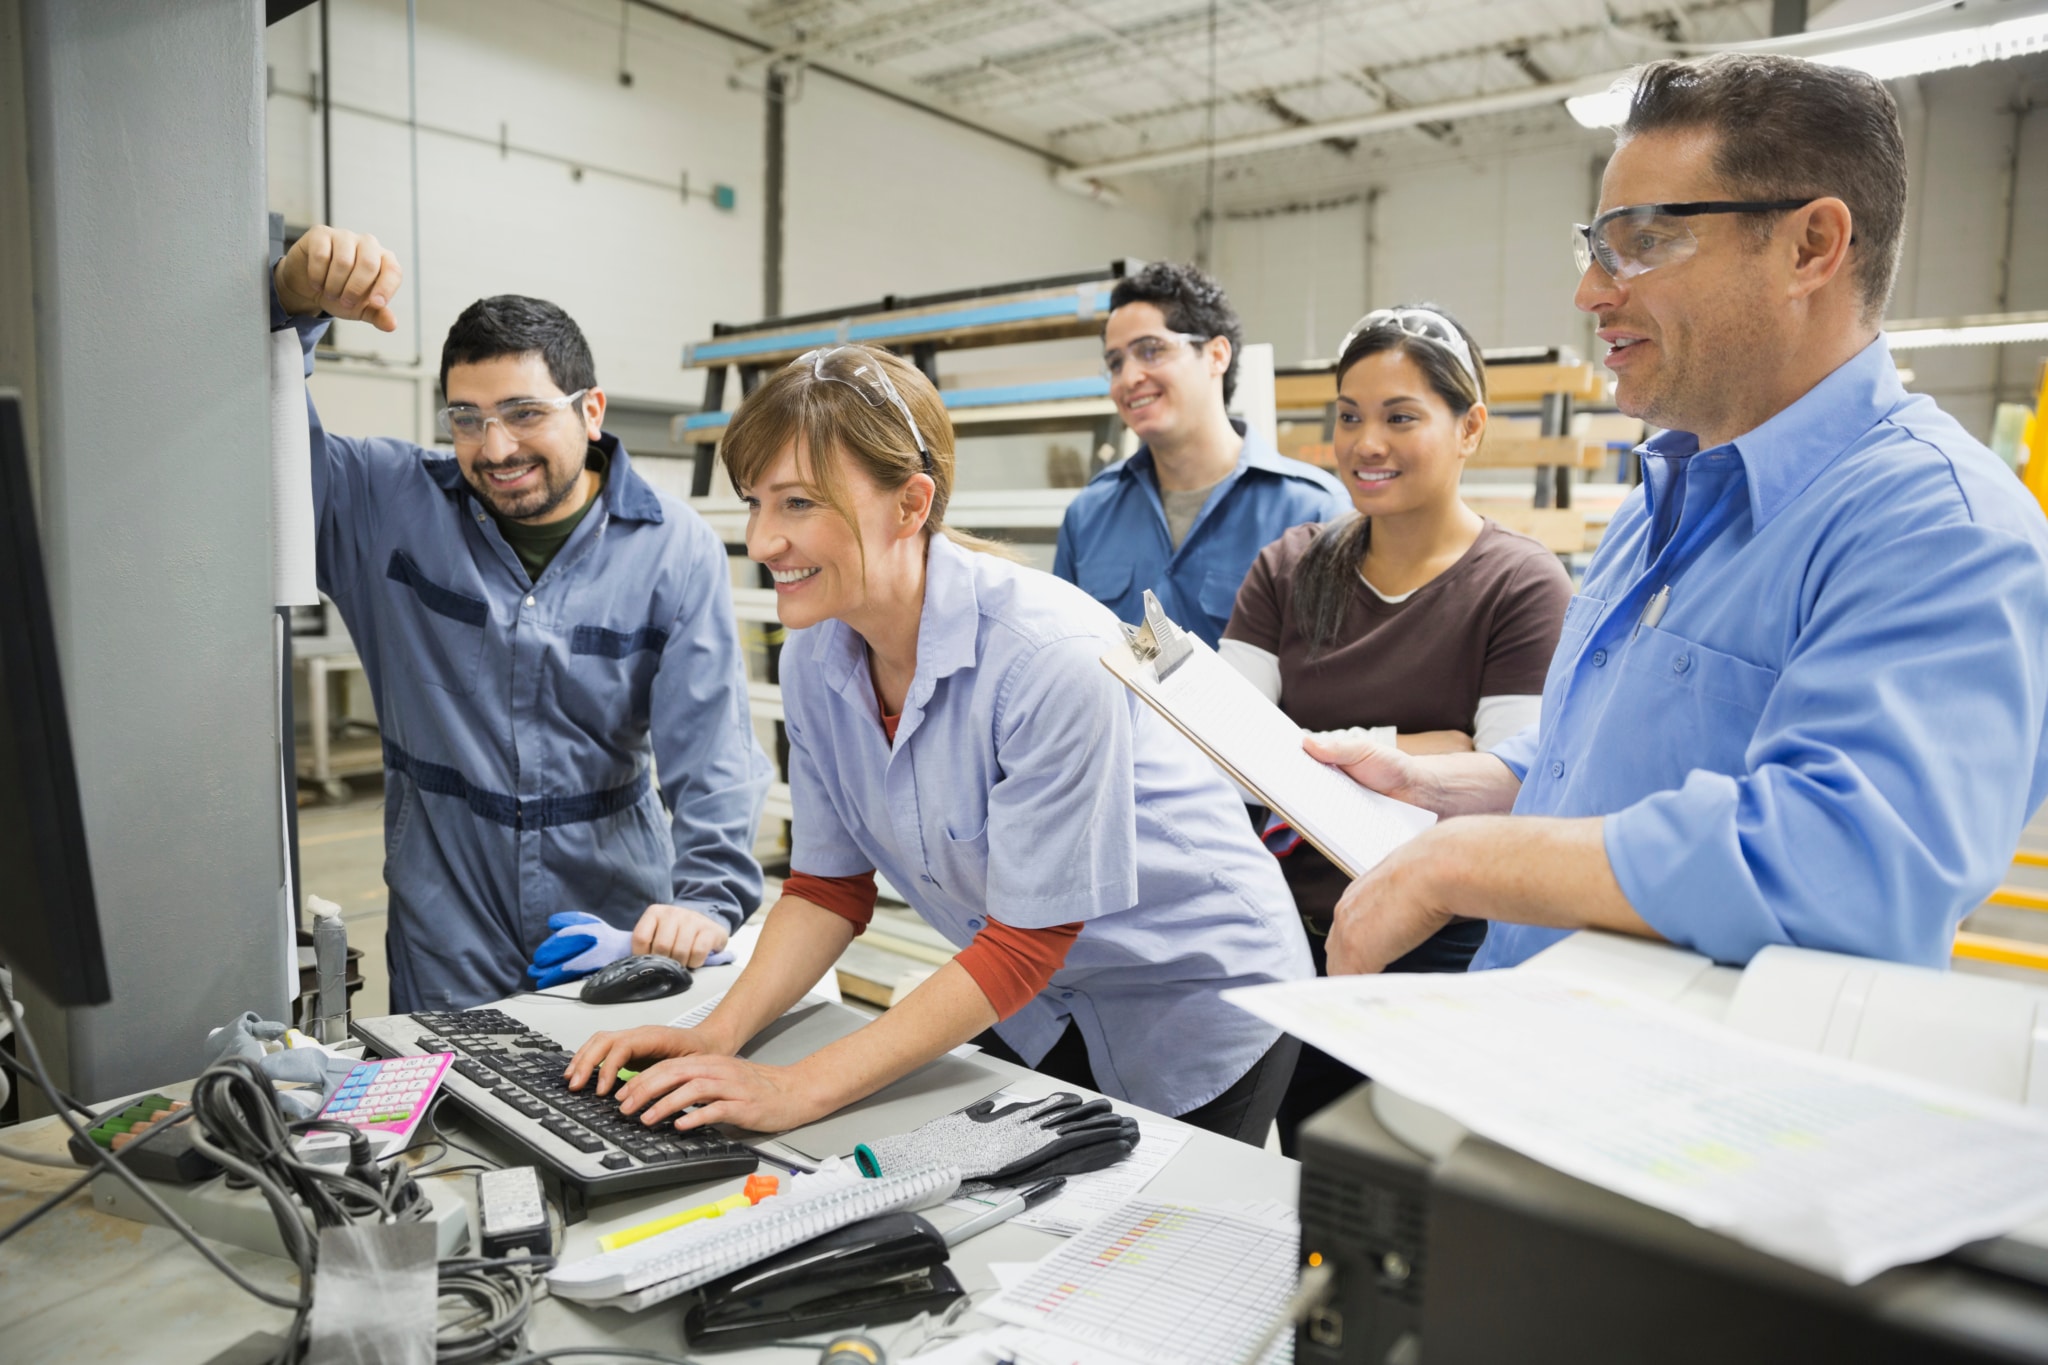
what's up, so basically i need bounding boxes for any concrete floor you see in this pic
[297,777,2048,1022]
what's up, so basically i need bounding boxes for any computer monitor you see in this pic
[0,390,109,1005]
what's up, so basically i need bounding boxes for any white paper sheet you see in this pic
[1225,972,2048,1283]
[269,328,319,607]
[984,1199,1298,1365]
[947,1087,1190,1236]
[1106,636,1434,876]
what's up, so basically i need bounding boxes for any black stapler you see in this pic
[684,1211,964,1349]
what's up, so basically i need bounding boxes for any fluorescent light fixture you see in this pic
[1566,85,1634,128]
[1568,9,2048,128]
[1885,320,2048,351]
[1824,9,2048,80]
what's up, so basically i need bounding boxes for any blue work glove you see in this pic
[526,911,634,988]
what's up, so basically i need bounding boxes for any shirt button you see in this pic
[966,918,983,931]
[1061,991,1075,1000]
[525,595,536,607]
[1550,761,1564,778]
[1591,649,1607,667]
[1673,654,1691,674]
[919,874,934,885]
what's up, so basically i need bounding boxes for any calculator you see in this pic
[304,1051,453,1159]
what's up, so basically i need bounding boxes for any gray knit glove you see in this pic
[854,1091,1138,1184]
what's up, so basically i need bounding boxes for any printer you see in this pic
[1295,933,2048,1364]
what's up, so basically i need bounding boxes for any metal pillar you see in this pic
[10,0,287,1101]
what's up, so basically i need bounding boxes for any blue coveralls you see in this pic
[278,305,771,1011]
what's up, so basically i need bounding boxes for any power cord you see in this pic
[0,975,308,1312]
[434,1254,557,1363]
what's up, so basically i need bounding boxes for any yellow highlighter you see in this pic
[598,1191,751,1252]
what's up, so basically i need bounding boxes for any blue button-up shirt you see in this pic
[782,533,1312,1117]
[1054,420,1346,646]
[1481,337,2048,970]
[281,307,770,1011]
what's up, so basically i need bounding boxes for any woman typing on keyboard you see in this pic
[565,345,1311,1146]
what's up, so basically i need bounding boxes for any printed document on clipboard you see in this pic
[1103,591,1436,877]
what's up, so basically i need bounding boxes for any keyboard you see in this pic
[352,1007,758,1214]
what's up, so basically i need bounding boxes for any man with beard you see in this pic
[273,225,769,1011]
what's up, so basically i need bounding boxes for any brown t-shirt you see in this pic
[1223,516,1572,929]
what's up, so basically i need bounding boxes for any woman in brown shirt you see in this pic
[1220,304,1573,1151]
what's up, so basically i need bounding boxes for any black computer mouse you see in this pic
[580,954,694,1004]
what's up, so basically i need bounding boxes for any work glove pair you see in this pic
[525,911,736,988]
[854,1091,1140,1192]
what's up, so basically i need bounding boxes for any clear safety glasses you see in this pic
[1102,332,1212,381]
[1337,308,1480,387]
[436,389,587,446]
[1571,199,1817,281]
[794,346,933,475]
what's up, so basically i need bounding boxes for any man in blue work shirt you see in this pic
[1054,261,1344,645]
[273,226,771,1011]
[1313,54,2048,975]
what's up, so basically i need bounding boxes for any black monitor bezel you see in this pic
[0,389,110,1006]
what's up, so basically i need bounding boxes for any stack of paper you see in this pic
[1225,972,2048,1283]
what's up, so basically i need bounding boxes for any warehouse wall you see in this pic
[265,0,1187,426]
[1212,55,2048,442]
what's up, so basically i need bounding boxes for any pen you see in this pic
[1634,584,1671,639]
[941,1176,1068,1248]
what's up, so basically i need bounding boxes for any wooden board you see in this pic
[1273,361,1609,410]
[1481,506,1592,554]
[1471,434,1606,469]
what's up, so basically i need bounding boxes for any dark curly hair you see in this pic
[1107,261,1245,402]
[439,294,597,399]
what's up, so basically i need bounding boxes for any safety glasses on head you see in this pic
[793,346,934,475]
[1337,308,1480,388]
[1571,199,1819,282]
[436,390,588,445]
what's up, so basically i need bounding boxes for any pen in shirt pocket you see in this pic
[1634,585,1671,639]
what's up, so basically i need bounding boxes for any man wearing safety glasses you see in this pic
[271,226,770,1011]
[1055,261,1345,646]
[1317,54,2048,977]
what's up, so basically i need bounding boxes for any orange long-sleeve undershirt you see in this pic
[778,709,1083,1019]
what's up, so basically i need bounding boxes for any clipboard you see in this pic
[1103,591,1435,878]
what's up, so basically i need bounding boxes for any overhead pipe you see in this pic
[1052,73,1617,189]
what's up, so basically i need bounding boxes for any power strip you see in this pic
[89,1166,472,1260]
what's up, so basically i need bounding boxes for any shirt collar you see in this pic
[817,531,982,711]
[423,431,666,525]
[1114,418,1289,486]
[1633,334,1901,532]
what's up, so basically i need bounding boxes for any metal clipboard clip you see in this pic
[1120,589,1194,682]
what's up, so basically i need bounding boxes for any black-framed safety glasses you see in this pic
[1572,199,1820,281]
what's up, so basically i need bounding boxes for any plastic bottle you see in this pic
[309,895,348,1044]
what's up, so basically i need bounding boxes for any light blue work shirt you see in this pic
[1054,420,1346,646]
[1480,337,2048,970]
[279,303,770,1011]
[781,533,1313,1117]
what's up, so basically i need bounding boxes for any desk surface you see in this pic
[0,964,1297,1365]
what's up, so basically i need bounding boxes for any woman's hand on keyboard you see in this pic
[564,1025,720,1098]
[612,1055,828,1135]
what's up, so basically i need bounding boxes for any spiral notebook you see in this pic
[1102,611,1435,878]
[548,1165,962,1311]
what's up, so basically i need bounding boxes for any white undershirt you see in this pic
[1216,639,1541,753]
